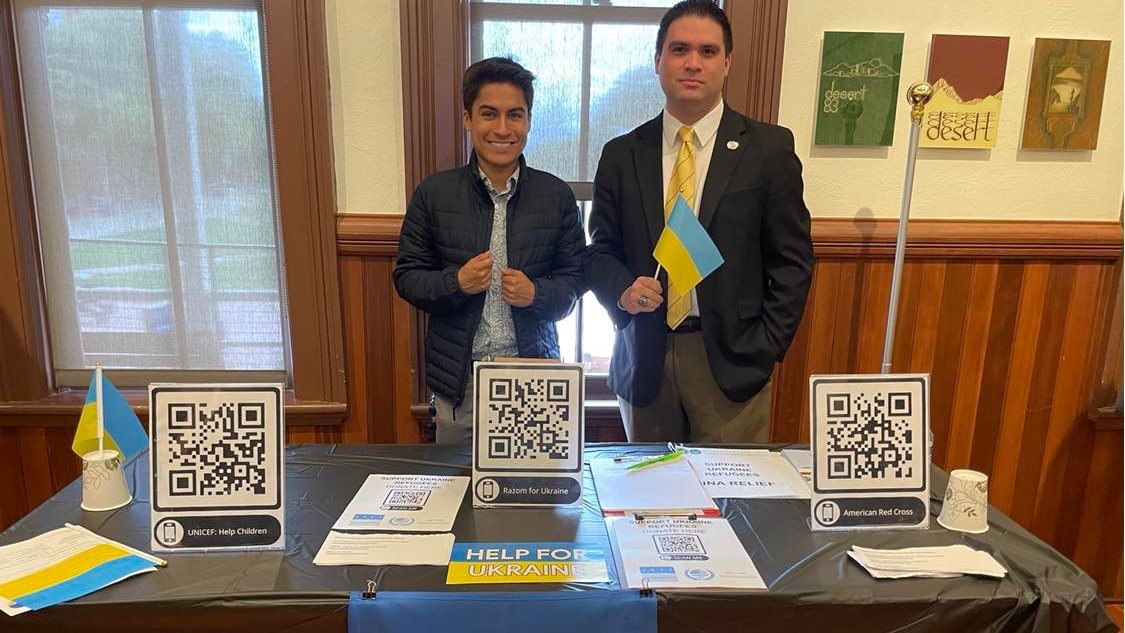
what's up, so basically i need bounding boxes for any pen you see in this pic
[626,449,684,471]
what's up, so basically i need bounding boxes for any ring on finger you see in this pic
[638,295,648,307]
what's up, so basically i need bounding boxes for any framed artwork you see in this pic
[1021,38,1111,150]
[921,35,1010,148]
[815,31,904,147]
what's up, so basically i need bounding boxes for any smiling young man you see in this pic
[586,1,813,443]
[394,57,586,445]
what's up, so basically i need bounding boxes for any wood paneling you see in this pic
[725,0,789,124]
[771,219,1122,599]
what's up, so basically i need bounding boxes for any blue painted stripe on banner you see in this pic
[11,555,154,610]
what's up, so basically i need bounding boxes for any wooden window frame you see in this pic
[0,0,347,425]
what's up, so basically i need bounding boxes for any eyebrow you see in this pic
[477,105,527,114]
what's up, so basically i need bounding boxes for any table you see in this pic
[0,444,1113,632]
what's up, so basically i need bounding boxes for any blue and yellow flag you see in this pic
[71,373,148,460]
[653,197,724,295]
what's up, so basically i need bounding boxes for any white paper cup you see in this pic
[937,469,989,534]
[81,449,132,512]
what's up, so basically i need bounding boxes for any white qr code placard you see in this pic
[472,362,583,508]
[809,374,930,531]
[149,384,284,552]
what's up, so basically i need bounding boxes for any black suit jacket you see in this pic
[586,105,813,406]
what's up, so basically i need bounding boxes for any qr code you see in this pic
[383,489,430,508]
[653,534,706,556]
[474,366,585,469]
[812,377,926,493]
[151,388,282,511]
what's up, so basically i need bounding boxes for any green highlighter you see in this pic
[625,449,685,471]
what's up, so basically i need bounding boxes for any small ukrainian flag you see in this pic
[71,371,148,460]
[653,197,724,296]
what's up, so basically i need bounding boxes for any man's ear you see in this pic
[462,110,472,131]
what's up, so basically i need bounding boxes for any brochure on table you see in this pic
[808,374,930,531]
[472,361,585,508]
[332,474,469,532]
[589,455,719,516]
[679,446,810,499]
[607,515,766,591]
[149,384,285,551]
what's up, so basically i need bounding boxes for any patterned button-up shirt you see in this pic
[470,166,520,360]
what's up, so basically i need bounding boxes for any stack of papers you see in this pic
[316,474,470,567]
[0,524,164,616]
[590,456,719,516]
[848,544,1007,579]
[780,449,811,483]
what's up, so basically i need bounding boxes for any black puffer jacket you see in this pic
[393,155,586,405]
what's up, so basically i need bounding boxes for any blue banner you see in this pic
[348,590,656,633]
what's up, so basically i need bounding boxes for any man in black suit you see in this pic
[586,0,812,443]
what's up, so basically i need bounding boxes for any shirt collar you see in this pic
[662,100,724,150]
[477,164,520,198]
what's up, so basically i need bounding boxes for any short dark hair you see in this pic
[462,57,535,113]
[655,0,733,57]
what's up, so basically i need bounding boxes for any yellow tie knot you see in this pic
[678,126,694,146]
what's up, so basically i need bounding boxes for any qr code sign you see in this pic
[151,387,282,511]
[812,377,927,493]
[474,364,582,473]
[653,534,706,556]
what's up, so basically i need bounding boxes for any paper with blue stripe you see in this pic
[11,555,155,611]
[653,196,723,294]
[348,590,656,633]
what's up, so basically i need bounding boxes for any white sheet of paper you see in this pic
[332,475,469,532]
[849,545,1006,578]
[680,447,809,499]
[590,456,718,516]
[608,516,766,590]
[313,531,455,566]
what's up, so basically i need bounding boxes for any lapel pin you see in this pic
[726,140,739,150]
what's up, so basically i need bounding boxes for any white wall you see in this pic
[779,0,1124,220]
[326,0,406,215]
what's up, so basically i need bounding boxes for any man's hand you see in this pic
[457,251,493,294]
[500,267,535,307]
[618,276,663,314]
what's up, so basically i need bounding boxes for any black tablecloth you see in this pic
[0,443,1113,632]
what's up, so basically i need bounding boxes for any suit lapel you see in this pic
[631,115,665,249]
[698,107,749,230]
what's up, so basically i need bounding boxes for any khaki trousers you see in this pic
[619,331,772,444]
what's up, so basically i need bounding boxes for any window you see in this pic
[14,1,286,386]
[470,1,679,381]
[0,0,345,415]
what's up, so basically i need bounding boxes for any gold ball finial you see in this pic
[907,82,933,121]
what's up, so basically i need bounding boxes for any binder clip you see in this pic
[639,577,654,598]
[633,513,645,522]
[362,580,377,600]
[687,513,699,522]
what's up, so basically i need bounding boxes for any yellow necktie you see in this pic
[665,126,695,328]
